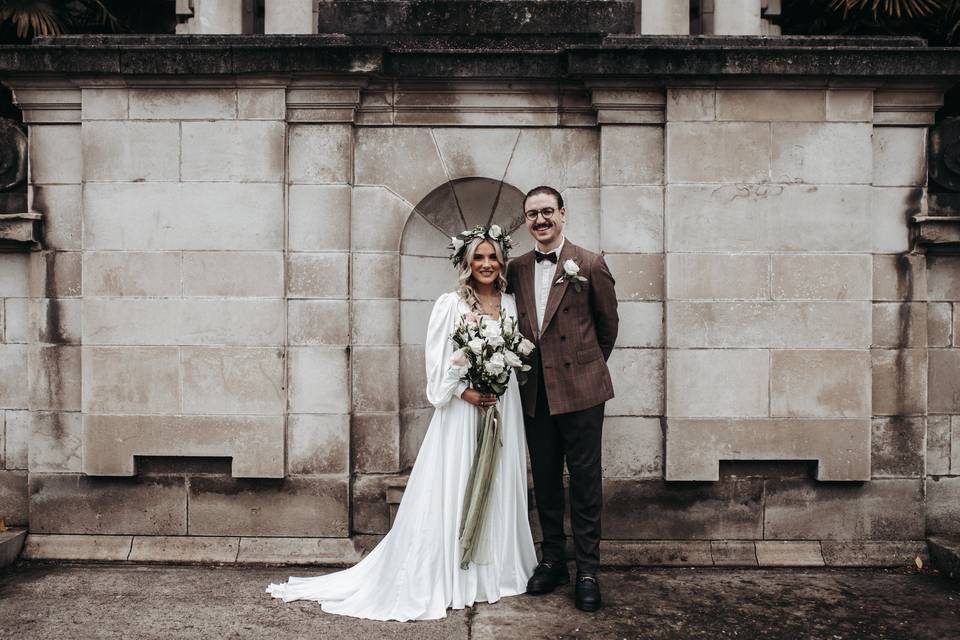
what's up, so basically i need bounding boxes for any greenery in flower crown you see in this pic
[447,224,513,267]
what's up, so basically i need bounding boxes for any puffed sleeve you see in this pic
[424,293,470,408]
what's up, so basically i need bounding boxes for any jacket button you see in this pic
[560,335,566,341]
[564,362,571,368]
[562,307,569,313]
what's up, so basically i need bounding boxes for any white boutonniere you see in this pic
[555,258,588,293]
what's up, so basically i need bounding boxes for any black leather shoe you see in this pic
[526,560,570,594]
[575,574,602,612]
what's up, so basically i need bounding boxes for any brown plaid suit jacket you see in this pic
[507,240,619,416]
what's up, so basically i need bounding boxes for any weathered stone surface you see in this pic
[770,350,871,418]
[29,474,187,534]
[599,186,663,253]
[400,255,456,301]
[29,125,81,184]
[351,474,394,535]
[711,541,758,566]
[84,182,284,250]
[927,477,960,536]
[288,124,352,184]
[600,125,663,185]
[666,184,871,252]
[871,348,927,416]
[82,251,181,297]
[763,478,925,540]
[288,184,351,252]
[821,541,928,567]
[238,87,285,119]
[29,411,82,473]
[716,88,825,122]
[666,88,714,122]
[872,302,927,348]
[871,186,918,254]
[927,302,952,347]
[871,417,925,478]
[351,186,414,252]
[873,127,926,187]
[29,345,81,411]
[401,211,453,258]
[606,348,663,416]
[287,414,349,476]
[129,536,239,563]
[288,299,350,346]
[129,88,236,119]
[873,254,926,302]
[399,345,428,409]
[771,254,872,301]
[32,298,81,345]
[82,346,180,413]
[926,415,951,476]
[355,128,446,206]
[352,413,401,474]
[400,407,432,469]
[81,87,128,120]
[953,416,960,474]
[666,122,769,183]
[237,536,362,565]
[22,533,132,561]
[432,128,520,181]
[29,251,81,298]
[287,253,349,299]
[667,301,871,349]
[826,89,873,122]
[287,347,350,414]
[182,120,285,182]
[601,540,713,566]
[561,187,601,253]
[771,123,872,184]
[4,410,29,469]
[181,348,285,415]
[927,536,960,578]
[0,254,29,298]
[604,253,663,301]
[182,252,284,297]
[0,470,28,525]
[0,344,29,409]
[81,121,179,182]
[603,479,763,539]
[602,417,662,478]
[30,183,82,251]
[666,254,768,300]
[927,255,960,302]
[504,128,599,192]
[352,252,399,299]
[667,349,768,418]
[187,476,349,537]
[352,299,399,346]
[755,541,824,567]
[929,349,960,413]
[666,418,871,481]
[3,298,28,344]
[352,347,399,413]
[615,301,662,348]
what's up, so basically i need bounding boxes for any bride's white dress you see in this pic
[266,291,537,621]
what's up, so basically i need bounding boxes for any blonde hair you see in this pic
[457,236,508,312]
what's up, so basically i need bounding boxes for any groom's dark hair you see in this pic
[523,185,564,210]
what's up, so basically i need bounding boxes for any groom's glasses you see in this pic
[524,207,556,221]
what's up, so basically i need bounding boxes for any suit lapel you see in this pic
[540,241,576,334]
[518,253,539,339]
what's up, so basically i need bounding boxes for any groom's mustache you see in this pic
[533,222,553,231]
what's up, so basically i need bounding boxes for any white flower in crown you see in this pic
[488,224,503,240]
[555,257,588,292]
[451,236,465,253]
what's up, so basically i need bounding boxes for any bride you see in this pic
[266,225,538,621]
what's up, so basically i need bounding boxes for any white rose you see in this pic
[503,349,522,368]
[517,338,535,356]
[486,334,505,348]
[480,320,502,339]
[449,349,470,375]
[484,352,506,375]
[468,338,484,355]
[488,224,502,239]
[563,259,580,276]
[451,236,464,252]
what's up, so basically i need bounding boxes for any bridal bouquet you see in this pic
[449,310,535,568]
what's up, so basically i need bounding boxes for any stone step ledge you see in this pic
[928,536,960,580]
[0,529,27,569]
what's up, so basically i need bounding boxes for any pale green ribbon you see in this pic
[458,404,503,570]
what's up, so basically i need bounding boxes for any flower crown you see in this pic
[448,224,514,267]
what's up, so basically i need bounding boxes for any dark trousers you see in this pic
[524,366,604,574]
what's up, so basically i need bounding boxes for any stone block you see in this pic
[352,347,399,413]
[400,408,433,469]
[763,478,925,540]
[600,125,663,186]
[30,183,82,250]
[82,346,180,413]
[821,541,928,567]
[927,477,960,536]
[288,184,351,252]
[928,303,953,347]
[873,127,926,187]
[352,252,399,299]
[400,212,452,258]
[606,348,663,416]
[666,254,768,300]
[30,251,81,298]
[82,121,179,182]
[400,300,434,347]
[666,184,871,252]
[238,537,362,565]
[32,298,81,345]
[181,348,285,415]
[665,418,871,481]
[399,345,428,410]
[351,299,399,346]
[871,417,924,478]
[717,89,825,122]
[182,252,283,297]
[288,299,350,346]
[599,186,663,253]
[604,253,664,301]
[181,121,285,182]
[561,187,601,253]
[601,540,713,566]
[287,253,349,298]
[129,536,239,563]
[771,123,872,184]
[84,182,285,251]
[351,186,413,252]
[929,349,960,413]
[770,350,871,418]
[188,476,349,537]
[287,414,349,476]
[400,255,457,302]
[352,413,401,474]
[665,88,715,122]
[504,128,599,192]
[355,127,444,203]
[873,254,927,302]
[22,534,132,561]
[0,470,27,525]
[667,349,768,418]
[0,344,29,409]
[771,254,872,301]
[871,186,919,254]
[926,415,951,476]
[667,301,871,349]
[4,410,29,469]
[351,474,394,534]
[603,478,763,539]
[872,302,927,348]
[953,416,960,474]
[755,541,824,567]
[287,347,350,414]
[82,251,181,297]
[83,414,284,478]
[927,255,960,302]
[0,253,30,297]
[615,301,663,348]
[29,473,187,534]
[237,88,285,119]
[29,345,81,411]
[601,417,662,478]
[871,348,927,416]
[81,87,128,120]
[432,128,521,181]
[29,411,82,473]
[4,298,29,343]
[29,125,81,183]
[825,89,873,122]
[666,122,769,183]
[288,124,353,184]
[129,88,236,120]
[711,541,758,566]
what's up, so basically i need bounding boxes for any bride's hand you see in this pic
[461,389,497,408]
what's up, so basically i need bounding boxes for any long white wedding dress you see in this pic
[266,291,537,621]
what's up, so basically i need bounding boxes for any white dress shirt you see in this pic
[534,237,565,332]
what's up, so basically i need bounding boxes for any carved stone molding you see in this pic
[586,80,665,124]
[287,78,366,123]
[6,78,81,124]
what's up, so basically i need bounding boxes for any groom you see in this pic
[507,186,619,612]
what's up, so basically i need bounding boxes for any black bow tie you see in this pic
[535,251,558,264]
